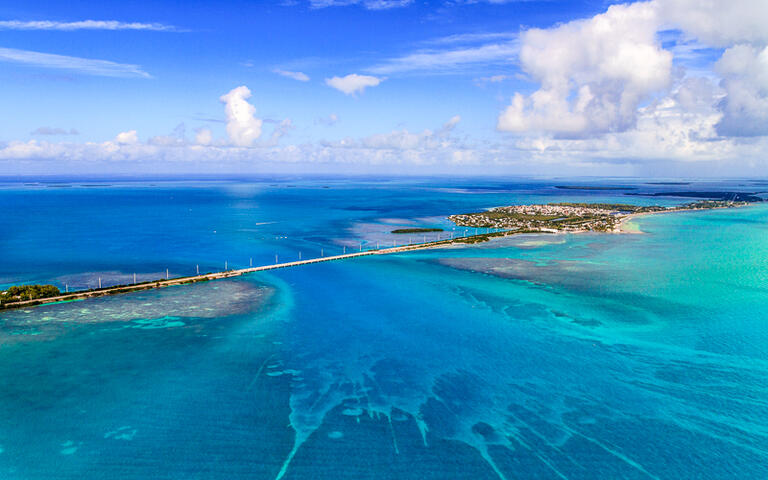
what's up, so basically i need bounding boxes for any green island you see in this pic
[391,228,444,234]
[0,277,213,311]
[0,284,61,306]
[449,200,752,234]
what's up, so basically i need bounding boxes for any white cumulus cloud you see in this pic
[115,130,139,144]
[498,1,672,137]
[714,44,768,136]
[497,0,768,141]
[657,0,768,47]
[325,74,382,95]
[219,86,263,146]
[654,0,768,138]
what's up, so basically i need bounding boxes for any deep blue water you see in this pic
[2,177,768,479]
[0,176,697,289]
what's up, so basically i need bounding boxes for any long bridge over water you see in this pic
[1,230,504,311]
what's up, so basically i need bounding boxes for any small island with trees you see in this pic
[1,284,61,306]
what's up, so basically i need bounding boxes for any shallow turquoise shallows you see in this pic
[1,178,767,479]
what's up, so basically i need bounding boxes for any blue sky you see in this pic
[1,0,767,176]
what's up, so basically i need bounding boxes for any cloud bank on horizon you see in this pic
[1,0,767,176]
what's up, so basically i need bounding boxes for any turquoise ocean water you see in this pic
[1,178,768,479]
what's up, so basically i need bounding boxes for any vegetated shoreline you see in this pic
[0,201,756,312]
[448,200,757,236]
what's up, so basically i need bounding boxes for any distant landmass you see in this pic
[555,186,637,190]
[449,200,752,236]
[627,191,764,202]
[645,182,690,185]
[391,228,443,234]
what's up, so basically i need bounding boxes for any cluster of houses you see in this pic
[448,203,637,232]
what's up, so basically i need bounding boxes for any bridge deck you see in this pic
[0,238,466,311]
